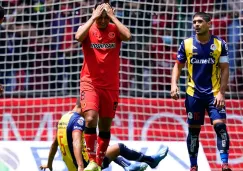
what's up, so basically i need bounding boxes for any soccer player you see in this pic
[0,5,4,95]
[75,1,131,171]
[40,99,169,171]
[171,12,231,171]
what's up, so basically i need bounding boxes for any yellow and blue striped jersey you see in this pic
[177,35,229,98]
[57,111,89,171]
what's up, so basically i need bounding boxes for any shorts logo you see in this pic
[219,108,226,114]
[113,102,118,111]
[108,32,115,39]
[188,112,193,119]
[81,101,86,109]
[194,112,200,120]
[81,91,85,100]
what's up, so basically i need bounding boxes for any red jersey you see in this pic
[81,23,121,90]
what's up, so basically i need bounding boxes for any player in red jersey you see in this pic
[75,1,131,171]
[0,5,4,95]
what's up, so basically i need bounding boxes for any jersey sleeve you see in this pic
[177,41,187,63]
[220,40,229,63]
[72,117,85,132]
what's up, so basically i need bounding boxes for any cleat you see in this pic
[148,146,169,168]
[190,165,198,171]
[84,161,99,171]
[124,163,148,171]
[222,164,232,171]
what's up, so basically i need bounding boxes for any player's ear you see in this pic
[207,21,212,28]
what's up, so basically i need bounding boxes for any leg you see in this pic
[187,125,201,170]
[80,88,100,171]
[103,144,148,171]
[95,89,119,167]
[96,117,112,166]
[84,110,99,162]
[185,95,205,170]
[207,97,231,171]
[213,120,230,168]
[117,143,168,169]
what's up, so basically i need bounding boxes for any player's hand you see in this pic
[92,4,105,20]
[214,92,225,109]
[104,3,115,18]
[0,84,3,96]
[171,84,179,100]
[40,164,53,171]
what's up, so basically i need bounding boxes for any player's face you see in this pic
[193,16,211,35]
[96,11,110,29]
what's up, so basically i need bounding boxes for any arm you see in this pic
[75,17,95,43]
[171,62,184,86]
[72,131,84,170]
[105,4,131,41]
[171,62,185,100]
[40,136,58,171]
[171,40,187,100]
[75,4,106,42]
[219,63,229,95]
[214,40,229,108]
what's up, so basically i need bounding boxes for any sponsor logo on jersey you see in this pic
[74,126,82,130]
[193,45,197,49]
[190,57,215,64]
[91,43,116,49]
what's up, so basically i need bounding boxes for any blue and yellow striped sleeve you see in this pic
[177,41,187,63]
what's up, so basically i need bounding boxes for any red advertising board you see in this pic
[0,98,243,170]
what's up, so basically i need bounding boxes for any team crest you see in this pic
[77,118,84,126]
[108,32,115,39]
[210,44,216,51]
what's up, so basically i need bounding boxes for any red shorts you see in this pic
[80,83,119,118]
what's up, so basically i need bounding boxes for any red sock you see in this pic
[96,135,110,166]
[84,133,97,162]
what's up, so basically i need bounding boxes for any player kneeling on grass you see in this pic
[40,98,169,171]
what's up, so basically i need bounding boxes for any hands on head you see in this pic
[92,3,115,20]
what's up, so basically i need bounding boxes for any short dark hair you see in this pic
[76,98,81,108]
[0,6,4,20]
[94,0,111,9]
[193,12,212,22]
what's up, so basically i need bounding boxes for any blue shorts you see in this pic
[185,94,226,125]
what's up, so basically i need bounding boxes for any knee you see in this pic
[84,110,98,127]
[188,127,201,135]
[214,123,227,133]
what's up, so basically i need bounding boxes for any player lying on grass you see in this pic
[40,98,169,171]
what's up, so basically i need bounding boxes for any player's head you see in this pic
[73,98,82,115]
[193,12,212,35]
[94,1,111,29]
[0,6,4,24]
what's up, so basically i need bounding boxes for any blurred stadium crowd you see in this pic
[0,0,242,98]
